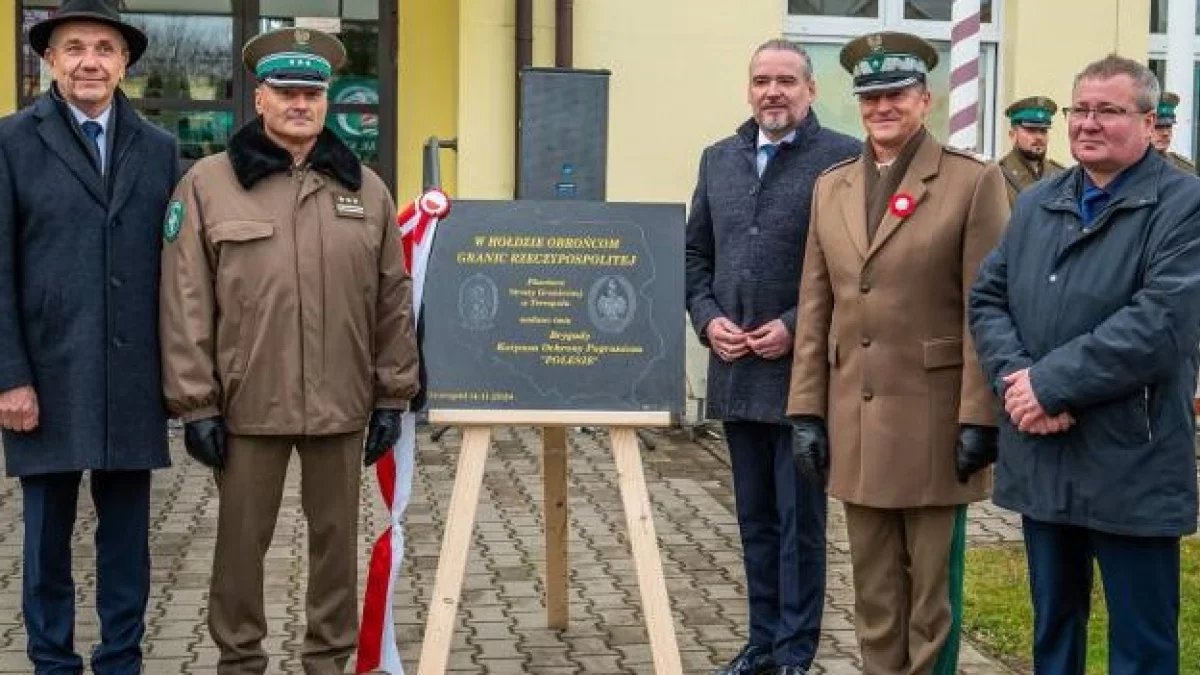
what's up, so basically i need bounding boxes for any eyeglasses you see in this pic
[1062,105,1150,124]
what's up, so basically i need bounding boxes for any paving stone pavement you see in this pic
[0,427,1019,674]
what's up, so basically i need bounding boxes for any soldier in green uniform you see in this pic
[1152,91,1196,174]
[998,96,1066,206]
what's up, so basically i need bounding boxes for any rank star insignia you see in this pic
[295,29,310,44]
[334,193,365,218]
[867,34,883,52]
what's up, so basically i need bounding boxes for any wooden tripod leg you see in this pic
[542,426,570,629]
[417,425,492,675]
[609,427,683,674]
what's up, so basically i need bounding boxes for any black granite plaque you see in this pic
[422,200,684,415]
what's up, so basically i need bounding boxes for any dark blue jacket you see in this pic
[0,89,178,477]
[685,114,860,422]
[969,148,1200,537]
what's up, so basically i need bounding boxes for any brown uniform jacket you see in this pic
[160,121,419,435]
[998,148,1065,206]
[787,132,1009,508]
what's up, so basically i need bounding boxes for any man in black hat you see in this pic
[999,96,1067,206]
[0,1,177,673]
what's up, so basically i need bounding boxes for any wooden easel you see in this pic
[416,410,683,674]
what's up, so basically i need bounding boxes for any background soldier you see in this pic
[998,96,1066,205]
[686,39,859,675]
[1151,91,1196,173]
[159,28,418,674]
[788,32,1007,675]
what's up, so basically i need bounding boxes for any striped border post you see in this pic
[949,0,982,151]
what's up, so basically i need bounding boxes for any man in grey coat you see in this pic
[685,39,859,675]
[0,2,178,673]
[970,55,1200,674]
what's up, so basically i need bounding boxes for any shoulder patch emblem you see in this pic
[163,200,184,242]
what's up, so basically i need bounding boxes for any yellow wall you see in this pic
[574,0,780,202]
[397,0,459,200]
[0,0,15,116]
[1002,0,1151,165]
[455,0,780,201]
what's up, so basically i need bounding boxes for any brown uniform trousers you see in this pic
[789,132,1008,675]
[209,432,363,675]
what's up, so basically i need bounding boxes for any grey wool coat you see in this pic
[686,114,860,422]
[0,88,179,477]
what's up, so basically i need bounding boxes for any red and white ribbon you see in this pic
[356,188,450,675]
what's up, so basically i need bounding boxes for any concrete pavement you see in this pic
[0,426,1019,674]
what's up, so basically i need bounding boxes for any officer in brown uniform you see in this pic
[998,96,1066,206]
[787,32,1007,675]
[159,28,418,675]
[1151,92,1196,174]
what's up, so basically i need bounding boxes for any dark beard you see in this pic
[1017,147,1045,163]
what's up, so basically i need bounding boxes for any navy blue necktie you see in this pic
[81,120,103,174]
[758,143,778,177]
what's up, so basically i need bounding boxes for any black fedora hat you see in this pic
[28,0,149,67]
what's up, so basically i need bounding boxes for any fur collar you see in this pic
[227,117,362,191]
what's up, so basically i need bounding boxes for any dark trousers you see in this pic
[1022,517,1180,675]
[724,421,827,667]
[20,470,151,675]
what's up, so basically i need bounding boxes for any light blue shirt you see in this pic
[68,103,112,174]
[756,128,797,177]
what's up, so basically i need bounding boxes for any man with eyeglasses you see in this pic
[788,31,1007,675]
[971,55,1200,674]
[1150,92,1196,174]
[999,96,1067,206]
[0,1,179,673]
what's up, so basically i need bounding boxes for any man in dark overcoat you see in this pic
[0,1,178,673]
[685,38,859,675]
[970,55,1200,674]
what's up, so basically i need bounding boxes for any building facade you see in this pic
[0,0,1167,200]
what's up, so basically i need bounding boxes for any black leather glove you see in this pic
[955,424,998,484]
[364,408,403,467]
[791,415,830,486]
[184,416,227,470]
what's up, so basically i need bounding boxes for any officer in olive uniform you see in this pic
[788,32,1007,675]
[1152,92,1196,174]
[159,28,418,675]
[998,96,1066,206]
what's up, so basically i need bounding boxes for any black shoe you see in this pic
[774,667,809,675]
[712,644,776,675]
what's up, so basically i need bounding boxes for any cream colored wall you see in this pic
[0,0,15,116]
[455,0,781,200]
[1001,0,1150,165]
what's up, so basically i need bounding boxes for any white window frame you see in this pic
[784,0,1003,156]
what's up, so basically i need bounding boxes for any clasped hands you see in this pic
[706,317,790,362]
[1002,368,1074,435]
